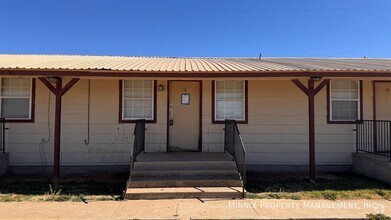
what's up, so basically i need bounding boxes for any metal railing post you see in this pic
[389,121,391,162]
[224,120,227,153]
[356,120,359,154]
[128,119,146,182]
[373,120,378,153]
[1,118,4,154]
[224,120,247,199]
[242,152,246,198]
[357,120,391,159]
[232,124,235,161]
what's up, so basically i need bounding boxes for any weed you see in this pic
[367,213,391,220]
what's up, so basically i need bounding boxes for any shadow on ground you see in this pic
[1,172,390,201]
[0,173,127,201]
[245,172,391,200]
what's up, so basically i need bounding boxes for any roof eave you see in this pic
[1,68,391,78]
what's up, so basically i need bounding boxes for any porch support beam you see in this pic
[60,78,80,96]
[39,77,80,180]
[39,78,57,94]
[292,78,330,182]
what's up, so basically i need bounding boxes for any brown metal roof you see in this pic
[1,54,391,73]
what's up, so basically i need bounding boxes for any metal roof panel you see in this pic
[1,54,391,73]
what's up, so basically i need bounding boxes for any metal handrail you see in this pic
[129,119,146,181]
[0,118,5,154]
[356,120,391,161]
[224,120,247,198]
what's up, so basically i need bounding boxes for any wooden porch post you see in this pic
[308,79,316,182]
[54,79,62,179]
[292,78,330,182]
[39,77,80,180]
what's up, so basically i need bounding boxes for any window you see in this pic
[121,80,155,122]
[213,80,247,122]
[329,80,361,122]
[0,78,34,120]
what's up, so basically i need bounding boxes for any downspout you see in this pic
[85,79,90,145]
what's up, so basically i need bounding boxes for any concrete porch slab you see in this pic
[136,152,233,162]
[353,152,391,185]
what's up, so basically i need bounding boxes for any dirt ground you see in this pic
[0,199,389,219]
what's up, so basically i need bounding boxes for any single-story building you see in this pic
[0,54,390,198]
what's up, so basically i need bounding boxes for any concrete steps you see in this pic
[131,169,239,178]
[125,152,244,199]
[128,179,242,188]
[125,187,243,200]
[133,161,238,171]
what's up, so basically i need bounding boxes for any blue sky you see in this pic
[0,0,390,58]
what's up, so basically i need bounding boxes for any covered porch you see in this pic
[1,55,391,191]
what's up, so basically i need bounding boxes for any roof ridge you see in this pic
[265,57,391,60]
[1,54,391,59]
[0,54,263,59]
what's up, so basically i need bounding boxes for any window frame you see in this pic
[212,80,248,124]
[0,78,35,123]
[327,80,363,124]
[119,80,157,123]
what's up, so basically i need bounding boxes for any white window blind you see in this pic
[330,80,360,121]
[0,78,32,119]
[215,80,245,121]
[122,80,154,120]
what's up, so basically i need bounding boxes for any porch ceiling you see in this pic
[1,54,391,77]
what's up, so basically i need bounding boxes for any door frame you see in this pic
[166,80,202,152]
[373,80,391,120]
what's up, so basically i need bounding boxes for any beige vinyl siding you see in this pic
[202,80,372,166]
[246,80,343,165]
[7,79,167,166]
[7,78,372,167]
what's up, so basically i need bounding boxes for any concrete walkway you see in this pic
[0,199,389,219]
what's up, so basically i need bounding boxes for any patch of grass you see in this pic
[0,174,127,202]
[290,194,301,200]
[367,213,391,220]
[95,195,118,201]
[43,194,73,202]
[321,190,337,200]
[0,194,28,202]
[246,172,391,200]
